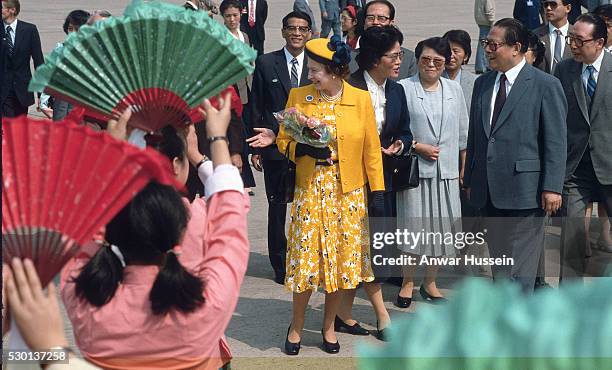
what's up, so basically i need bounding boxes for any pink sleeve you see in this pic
[198,190,250,330]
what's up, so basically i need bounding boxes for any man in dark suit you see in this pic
[464,18,567,291]
[554,14,612,279]
[533,0,574,74]
[347,0,417,80]
[240,0,267,55]
[513,0,544,30]
[1,0,44,118]
[247,11,312,284]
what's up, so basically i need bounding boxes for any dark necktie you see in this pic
[553,29,562,71]
[5,25,14,57]
[491,74,507,131]
[586,65,596,99]
[290,58,299,88]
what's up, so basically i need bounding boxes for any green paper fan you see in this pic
[29,0,256,131]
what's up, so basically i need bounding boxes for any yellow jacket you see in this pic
[276,81,384,194]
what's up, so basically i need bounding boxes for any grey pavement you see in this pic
[9,1,609,370]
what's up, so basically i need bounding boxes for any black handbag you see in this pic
[267,144,296,204]
[388,145,419,191]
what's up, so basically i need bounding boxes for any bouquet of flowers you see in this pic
[273,108,331,148]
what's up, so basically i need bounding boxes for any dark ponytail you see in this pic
[75,182,204,315]
[74,243,124,306]
[150,251,204,315]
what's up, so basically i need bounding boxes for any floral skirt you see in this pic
[285,163,375,293]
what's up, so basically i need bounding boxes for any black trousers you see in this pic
[2,90,29,118]
[246,29,264,56]
[262,159,288,278]
[482,193,546,292]
[560,158,612,281]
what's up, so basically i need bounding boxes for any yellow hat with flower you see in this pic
[305,35,351,66]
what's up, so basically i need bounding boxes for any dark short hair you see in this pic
[63,10,91,34]
[594,4,612,20]
[527,31,546,66]
[443,29,472,64]
[219,0,241,15]
[493,18,529,53]
[363,0,395,20]
[575,13,608,45]
[356,25,404,71]
[415,36,452,64]
[282,10,312,29]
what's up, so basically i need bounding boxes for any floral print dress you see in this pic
[285,98,375,293]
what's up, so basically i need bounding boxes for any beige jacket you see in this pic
[474,0,495,26]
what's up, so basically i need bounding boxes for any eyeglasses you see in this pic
[284,26,311,34]
[383,51,405,61]
[565,35,597,47]
[365,14,391,23]
[541,1,560,10]
[419,56,446,68]
[480,39,508,51]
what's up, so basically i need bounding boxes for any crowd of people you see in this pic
[1,0,612,368]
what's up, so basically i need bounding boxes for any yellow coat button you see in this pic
[341,159,346,163]
[337,112,343,117]
[340,135,345,140]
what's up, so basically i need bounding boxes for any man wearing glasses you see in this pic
[247,11,312,285]
[464,18,567,292]
[554,13,612,279]
[533,0,574,73]
[348,0,417,80]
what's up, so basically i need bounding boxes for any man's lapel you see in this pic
[590,52,612,122]
[491,63,532,135]
[273,49,291,95]
[571,61,590,124]
[480,72,495,139]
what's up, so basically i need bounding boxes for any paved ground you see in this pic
[6,1,611,370]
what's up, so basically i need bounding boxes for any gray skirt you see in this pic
[396,166,462,257]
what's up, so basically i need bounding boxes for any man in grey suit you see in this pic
[319,0,341,38]
[294,0,319,37]
[348,0,417,80]
[464,18,567,291]
[554,14,612,279]
[533,0,574,74]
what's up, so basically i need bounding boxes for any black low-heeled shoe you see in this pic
[334,316,370,336]
[321,330,340,354]
[284,325,301,355]
[419,285,448,304]
[376,321,389,342]
[395,294,412,308]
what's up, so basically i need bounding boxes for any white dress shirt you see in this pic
[548,21,569,69]
[581,49,605,89]
[283,47,305,86]
[3,19,18,45]
[489,58,526,126]
[364,71,387,134]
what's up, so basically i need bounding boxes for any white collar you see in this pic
[3,19,18,31]
[228,29,245,43]
[283,47,305,66]
[548,21,569,35]
[497,57,526,85]
[581,50,605,74]
[364,70,387,90]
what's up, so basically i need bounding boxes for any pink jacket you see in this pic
[61,167,249,370]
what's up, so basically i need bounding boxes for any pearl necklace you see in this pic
[320,86,343,102]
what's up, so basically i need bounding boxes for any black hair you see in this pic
[356,25,404,71]
[575,13,609,45]
[63,10,91,34]
[363,0,395,20]
[443,29,472,64]
[493,18,529,53]
[594,4,612,20]
[527,31,546,66]
[415,36,452,64]
[147,126,187,163]
[282,10,312,29]
[219,0,242,16]
[74,181,204,315]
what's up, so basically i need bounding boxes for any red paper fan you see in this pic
[1,116,180,285]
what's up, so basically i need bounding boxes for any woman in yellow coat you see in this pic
[276,36,384,355]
